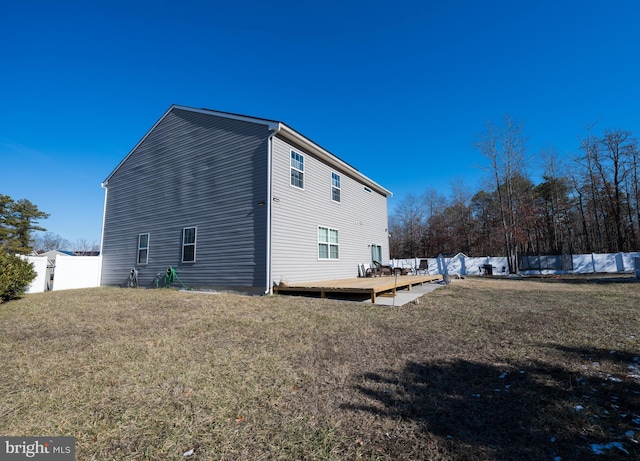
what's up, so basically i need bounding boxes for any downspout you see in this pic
[99,182,109,286]
[264,123,282,294]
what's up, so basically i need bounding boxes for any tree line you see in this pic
[389,116,640,272]
[33,232,100,254]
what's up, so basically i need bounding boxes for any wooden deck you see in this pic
[273,274,443,303]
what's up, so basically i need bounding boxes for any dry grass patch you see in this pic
[1,278,639,460]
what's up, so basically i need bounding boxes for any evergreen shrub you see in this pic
[0,250,36,303]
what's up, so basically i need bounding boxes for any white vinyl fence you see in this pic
[22,255,50,293]
[391,252,640,277]
[52,255,102,291]
[19,254,102,293]
[17,251,640,295]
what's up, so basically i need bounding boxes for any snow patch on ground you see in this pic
[590,441,629,455]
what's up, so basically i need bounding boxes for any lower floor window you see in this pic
[182,227,197,262]
[318,226,339,259]
[137,233,149,264]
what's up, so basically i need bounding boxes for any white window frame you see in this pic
[318,226,339,260]
[331,172,341,203]
[137,233,149,265]
[182,227,197,263]
[290,150,304,189]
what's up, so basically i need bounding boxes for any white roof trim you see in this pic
[276,123,392,197]
[102,105,174,186]
[103,105,392,197]
[170,105,280,131]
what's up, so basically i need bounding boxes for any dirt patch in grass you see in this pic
[1,278,639,460]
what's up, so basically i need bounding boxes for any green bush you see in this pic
[0,250,36,303]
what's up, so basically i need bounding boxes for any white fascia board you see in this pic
[102,105,279,186]
[102,105,176,186]
[172,105,280,131]
[277,124,392,197]
[102,105,390,198]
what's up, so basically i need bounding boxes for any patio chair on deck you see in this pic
[416,259,429,275]
[392,264,411,275]
[359,263,375,278]
[360,263,375,277]
[372,260,393,276]
[402,261,416,275]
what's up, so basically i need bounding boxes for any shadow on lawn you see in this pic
[342,346,640,460]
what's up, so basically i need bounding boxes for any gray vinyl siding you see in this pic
[270,136,389,284]
[101,108,270,292]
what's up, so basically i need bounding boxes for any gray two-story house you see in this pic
[100,105,392,293]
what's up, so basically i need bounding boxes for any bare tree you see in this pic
[448,179,475,254]
[33,232,71,252]
[627,136,640,247]
[71,238,100,255]
[537,147,573,254]
[599,129,635,251]
[577,124,607,252]
[474,115,529,272]
[391,193,425,258]
[421,188,446,256]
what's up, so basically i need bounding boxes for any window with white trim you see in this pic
[290,151,304,189]
[318,226,339,259]
[331,172,341,202]
[137,233,149,264]
[182,227,197,263]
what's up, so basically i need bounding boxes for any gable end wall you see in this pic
[101,108,271,291]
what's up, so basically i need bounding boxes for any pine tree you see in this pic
[0,195,49,254]
[0,195,12,246]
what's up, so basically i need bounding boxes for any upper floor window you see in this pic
[182,227,197,263]
[331,172,341,202]
[318,226,339,260]
[137,233,149,264]
[290,151,304,189]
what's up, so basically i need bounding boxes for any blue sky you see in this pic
[2,1,639,244]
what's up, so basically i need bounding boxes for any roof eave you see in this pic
[102,105,177,186]
[102,105,392,198]
[102,105,280,187]
[277,124,393,197]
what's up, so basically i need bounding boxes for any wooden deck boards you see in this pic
[273,274,443,303]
